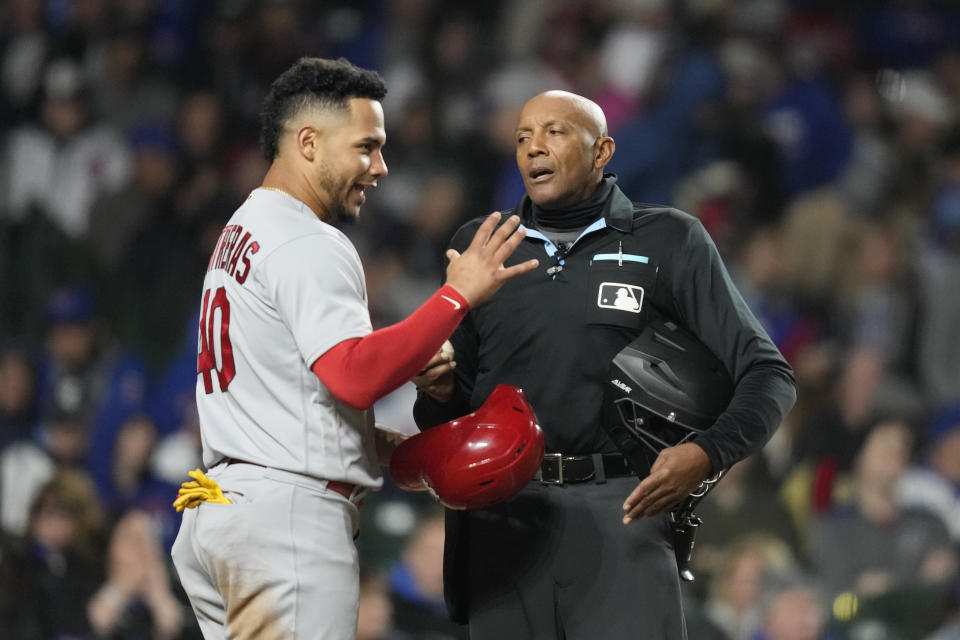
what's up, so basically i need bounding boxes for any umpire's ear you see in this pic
[594,136,615,170]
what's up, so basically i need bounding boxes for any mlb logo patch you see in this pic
[597,282,644,313]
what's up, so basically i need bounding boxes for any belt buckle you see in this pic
[538,452,564,485]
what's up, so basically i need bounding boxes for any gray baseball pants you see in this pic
[171,462,364,640]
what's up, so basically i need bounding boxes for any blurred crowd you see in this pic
[2,0,960,638]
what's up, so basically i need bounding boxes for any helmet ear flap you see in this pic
[390,385,545,510]
[389,424,445,492]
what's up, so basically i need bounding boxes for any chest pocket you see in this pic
[584,253,659,329]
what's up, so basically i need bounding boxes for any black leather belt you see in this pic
[536,452,637,485]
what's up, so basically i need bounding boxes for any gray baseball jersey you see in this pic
[195,187,381,489]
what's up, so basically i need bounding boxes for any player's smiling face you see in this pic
[515,95,604,209]
[315,98,387,223]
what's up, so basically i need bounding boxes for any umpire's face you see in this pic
[515,91,614,209]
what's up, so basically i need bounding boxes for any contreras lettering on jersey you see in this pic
[207,224,260,284]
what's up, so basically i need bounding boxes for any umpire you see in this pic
[412,90,796,639]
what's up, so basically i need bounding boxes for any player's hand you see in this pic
[374,426,409,467]
[412,341,456,403]
[445,212,539,307]
[621,443,712,524]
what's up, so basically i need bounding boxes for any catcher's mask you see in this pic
[603,318,734,475]
[390,385,545,510]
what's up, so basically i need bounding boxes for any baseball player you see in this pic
[169,57,538,640]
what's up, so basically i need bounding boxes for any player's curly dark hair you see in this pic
[259,57,387,162]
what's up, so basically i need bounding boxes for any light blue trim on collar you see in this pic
[523,227,557,256]
[577,217,607,240]
[524,218,609,257]
[592,253,649,264]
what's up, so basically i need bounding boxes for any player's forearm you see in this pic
[312,285,469,409]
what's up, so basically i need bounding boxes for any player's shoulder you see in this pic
[234,190,353,251]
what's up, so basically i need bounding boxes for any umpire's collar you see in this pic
[516,173,634,233]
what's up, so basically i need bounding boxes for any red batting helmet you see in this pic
[390,385,545,510]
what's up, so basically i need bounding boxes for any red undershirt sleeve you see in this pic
[311,285,469,409]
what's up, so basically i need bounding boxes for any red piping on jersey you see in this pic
[312,285,468,410]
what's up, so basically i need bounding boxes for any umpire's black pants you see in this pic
[446,475,687,640]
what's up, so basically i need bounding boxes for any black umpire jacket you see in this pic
[413,180,796,475]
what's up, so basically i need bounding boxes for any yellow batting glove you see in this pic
[173,468,232,512]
